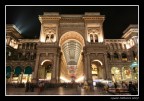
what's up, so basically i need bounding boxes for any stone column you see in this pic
[87,53,92,83]
[31,71,34,80]
[108,69,112,81]
[25,43,27,49]
[33,44,35,49]
[83,53,88,81]
[104,53,109,79]
[93,34,95,43]
[33,53,40,83]
[110,53,114,61]
[29,43,31,49]
[51,53,57,83]
[118,52,122,61]
[56,53,60,83]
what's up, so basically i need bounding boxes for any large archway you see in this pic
[59,31,85,47]
[38,60,53,81]
[91,60,103,81]
[59,31,85,83]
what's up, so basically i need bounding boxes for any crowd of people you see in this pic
[104,81,138,95]
[7,80,138,95]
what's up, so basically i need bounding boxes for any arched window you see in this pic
[51,34,54,39]
[124,44,127,49]
[120,43,123,49]
[94,34,98,42]
[26,52,30,59]
[115,43,118,50]
[107,44,110,50]
[114,52,119,59]
[18,44,22,49]
[117,43,121,49]
[14,66,22,77]
[90,34,93,43]
[34,44,37,49]
[24,66,32,74]
[18,53,22,59]
[33,53,36,59]
[24,66,33,82]
[107,53,111,60]
[26,43,29,49]
[114,43,117,50]
[30,43,33,49]
[122,53,127,61]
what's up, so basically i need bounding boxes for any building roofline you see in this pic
[123,24,138,34]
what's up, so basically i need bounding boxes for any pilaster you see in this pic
[56,53,60,83]
[51,53,57,83]
[104,53,108,79]
[83,53,88,81]
[33,53,40,83]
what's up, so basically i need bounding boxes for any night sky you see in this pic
[6,6,138,39]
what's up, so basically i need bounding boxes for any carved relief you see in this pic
[97,53,104,61]
[87,27,100,43]
[88,27,99,34]
[48,53,54,60]
[40,53,46,57]
[44,27,56,43]
[90,53,95,60]
[44,27,56,34]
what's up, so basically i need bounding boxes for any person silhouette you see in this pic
[128,81,137,95]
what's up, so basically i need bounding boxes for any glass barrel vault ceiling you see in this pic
[62,40,82,65]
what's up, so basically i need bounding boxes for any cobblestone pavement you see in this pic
[6,87,116,96]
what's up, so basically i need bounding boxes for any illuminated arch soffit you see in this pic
[59,31,84,65]
[93,60,103,66]
[41,60,52,65]
[62,40,82,65]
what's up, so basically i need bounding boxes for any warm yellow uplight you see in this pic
[60,76,71,82]
[75,76,84,82]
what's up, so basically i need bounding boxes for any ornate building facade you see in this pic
[6,12,138,84]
